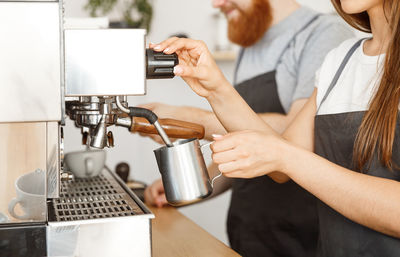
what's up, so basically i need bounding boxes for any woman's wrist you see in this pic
[278,140,317,181]
[277,139,302,177]
[206,79,234,104]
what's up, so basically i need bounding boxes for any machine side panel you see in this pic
[47,219,151,257]
[0,2,62,123]
[46,122,61,199]
[65,29,147,96]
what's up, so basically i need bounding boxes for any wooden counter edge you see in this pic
[150,206,240,257]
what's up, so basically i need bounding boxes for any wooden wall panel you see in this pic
[0,122,47,221]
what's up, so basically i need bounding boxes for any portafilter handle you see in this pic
[129,107,174,147]
[115,98,205,147]
[115,102,174,147]
[116,116,205,140]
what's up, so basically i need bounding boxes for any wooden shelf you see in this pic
[212,50,237,61]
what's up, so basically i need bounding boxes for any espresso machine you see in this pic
[0,1,203,256]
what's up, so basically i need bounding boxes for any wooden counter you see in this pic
[150,206,240,257]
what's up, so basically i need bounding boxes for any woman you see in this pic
[151,0,400,255]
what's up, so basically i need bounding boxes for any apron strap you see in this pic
[233,48,245,84]
[317,38,365,112]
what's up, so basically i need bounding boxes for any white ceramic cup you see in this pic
[64,149,106,178]
[0,212,8,223]
[8,169,46,220]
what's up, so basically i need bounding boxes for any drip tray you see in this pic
[48,169,145,222]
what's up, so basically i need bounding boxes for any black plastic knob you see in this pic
[116,162,130,183]
[146,49,179,79]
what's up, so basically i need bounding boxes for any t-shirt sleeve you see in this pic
[292,19,354,104]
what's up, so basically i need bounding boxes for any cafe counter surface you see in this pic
[150,206,240,257]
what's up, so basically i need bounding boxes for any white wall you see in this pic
[64,0,335,245]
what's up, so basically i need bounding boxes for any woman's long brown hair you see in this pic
[331,0,400,171]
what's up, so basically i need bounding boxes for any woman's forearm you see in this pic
[206,83,290,183]
[206,81,278,136]
[282,142,400,238]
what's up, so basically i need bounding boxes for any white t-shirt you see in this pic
[315,38,385,115]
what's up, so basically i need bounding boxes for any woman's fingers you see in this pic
[211,138,236,153]
[151,37,229,99]
[211,131,250,153]
[223,169,250,178]
[177,50,192,65]
[152,38,207,60]
[151,37,180,51]
[163,38,205,55]
[212,149,238,164]
[218,159,258,178]
[173,64,208,80]
[217,160,242,174]
[210,131,272,178]
[156,194,168,207]
[145,179,167,208]
[144,184,158,206]
[212,147,249,164]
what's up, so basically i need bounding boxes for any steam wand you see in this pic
[115,96,173,147]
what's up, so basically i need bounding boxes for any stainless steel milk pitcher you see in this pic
[154,138,222,206]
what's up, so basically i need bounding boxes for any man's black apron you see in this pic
[315,39,400,256]
[228,23,320,255]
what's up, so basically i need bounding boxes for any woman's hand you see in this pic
[150,38,270,135]
[211,131,289,179]
[150,37,231,99]
[144,179,168,208]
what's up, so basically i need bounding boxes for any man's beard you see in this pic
[227,0,272,47]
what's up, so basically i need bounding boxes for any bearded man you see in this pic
[143,0,353,256]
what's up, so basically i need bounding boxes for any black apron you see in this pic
[228,65,318,256]
[314,39,400,257]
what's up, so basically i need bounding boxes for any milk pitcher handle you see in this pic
[200,141,223,188]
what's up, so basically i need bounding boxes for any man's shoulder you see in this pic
[314,13,346,27]
[294,13,354,52]
[307,13,353,37]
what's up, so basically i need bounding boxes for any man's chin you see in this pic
[225,0,272,47]
[226,9,241,22]
[228,23,271,47]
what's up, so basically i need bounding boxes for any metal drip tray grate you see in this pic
[49,170,144,222]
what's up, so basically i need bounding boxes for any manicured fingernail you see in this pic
[174,66,183,75]
[154,45,161,50]
[212,134,223,138]
[163,48,170,53]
